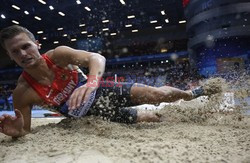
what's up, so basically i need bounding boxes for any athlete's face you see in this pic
[4,32,41,69]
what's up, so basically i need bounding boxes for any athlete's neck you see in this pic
[24,57,54,86]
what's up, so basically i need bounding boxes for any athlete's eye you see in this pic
[11,50,19,55]
[23,44,31,50]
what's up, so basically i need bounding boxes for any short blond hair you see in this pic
[0,25,36,49]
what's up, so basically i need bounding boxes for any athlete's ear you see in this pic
[35,40,41,49]
[7,52,14,60]
[10,55,14,61]
[5,51,14,60]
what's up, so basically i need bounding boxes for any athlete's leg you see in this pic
[129,83,196,123]
[90,81,164,123]
[90,82,193,123]
[130,83,193,105]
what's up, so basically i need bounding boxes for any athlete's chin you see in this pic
[22,61,37,69]
[23,65,34,69]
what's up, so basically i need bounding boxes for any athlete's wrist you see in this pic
[86,74,102,88]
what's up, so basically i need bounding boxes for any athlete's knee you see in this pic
[136,111,162,122]
[154,87,172,97]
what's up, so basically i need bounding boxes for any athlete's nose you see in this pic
[19,49,28,58]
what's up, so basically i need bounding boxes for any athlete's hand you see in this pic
[68,84,98,110]
[0,109,25,137]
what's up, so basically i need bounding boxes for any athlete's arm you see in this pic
[0,85,32,138]
[50,46,105,73]
[49,46,106,110]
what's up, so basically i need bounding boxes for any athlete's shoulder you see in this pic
[44,49,54,58]
[47,46,71,57]
[45,46,76,67]
[44,48,64,66]
[54,46,72,52]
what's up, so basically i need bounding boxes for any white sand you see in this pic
[0,108,250,163]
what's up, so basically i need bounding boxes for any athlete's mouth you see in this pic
[22,58,32,64]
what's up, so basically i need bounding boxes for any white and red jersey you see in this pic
[22,54,79,106]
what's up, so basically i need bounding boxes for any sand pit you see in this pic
[1,78,250,163]
[1,106,250,163]
[0,114,250,163]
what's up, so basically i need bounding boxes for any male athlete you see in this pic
[0,25,205,138]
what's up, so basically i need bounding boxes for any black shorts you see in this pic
[87,81,138,124]
[60,73,138,123]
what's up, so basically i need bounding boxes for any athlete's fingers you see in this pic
[73,89,82,109]
[68,95,73,110]
[14,109,22,118]
[3,114,12,120]
[83,89,92,105]
[0,117,4,133]
[10,116,15,120]
[69,87,84,110]
[76,87,87,108]
[0,121,3,128]
[68,89,78,110]
[2,114,8,118]
[0,115,5,121]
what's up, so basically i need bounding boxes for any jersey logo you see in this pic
[46,89,53,98]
